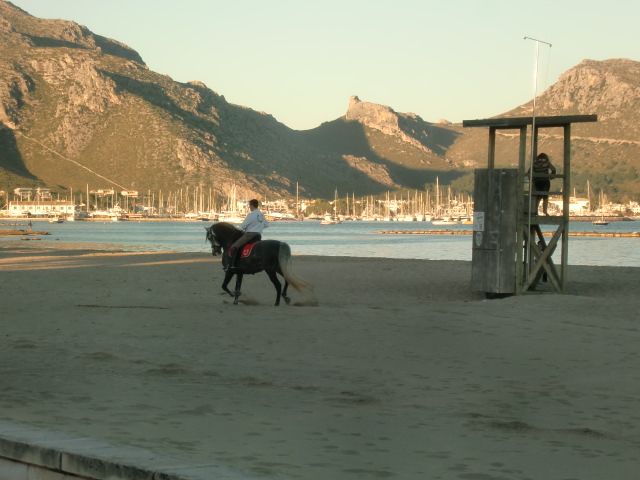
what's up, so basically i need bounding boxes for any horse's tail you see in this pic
[278,242,313,292]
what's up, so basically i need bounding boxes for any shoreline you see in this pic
[1,245,640,479]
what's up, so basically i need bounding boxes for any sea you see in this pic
[1,219,639,267]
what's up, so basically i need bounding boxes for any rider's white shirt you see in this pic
[240,209,268,233]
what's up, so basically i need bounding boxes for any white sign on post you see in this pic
[473,212,485,232]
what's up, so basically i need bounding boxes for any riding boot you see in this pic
[228,246,241,271]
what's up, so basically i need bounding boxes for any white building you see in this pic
[8,200,75,217]
[627,201,640,215]
[548,196,590,216]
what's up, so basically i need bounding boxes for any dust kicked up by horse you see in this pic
[205,222,314,305]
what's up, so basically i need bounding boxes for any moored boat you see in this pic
[593,190,609,226]
[431,217,459,225]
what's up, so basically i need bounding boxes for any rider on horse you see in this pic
[227,199,269,271]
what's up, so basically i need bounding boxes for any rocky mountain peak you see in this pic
[542,59,640,119]
[507,58,640,139]
[346,95,401,130]
[345,95,437,155]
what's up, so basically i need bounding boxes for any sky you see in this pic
[8,0,640,130]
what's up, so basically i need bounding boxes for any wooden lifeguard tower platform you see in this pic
[463,115,597,295]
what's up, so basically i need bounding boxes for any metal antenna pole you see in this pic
[524,37,552,162]
[524,36,552,279]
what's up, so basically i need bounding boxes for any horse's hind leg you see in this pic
[266,270,282,306]
[281,278,291,305]
[276,265,290,305]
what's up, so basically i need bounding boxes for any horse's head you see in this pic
[204,226,223,256]
[205,222,243,256]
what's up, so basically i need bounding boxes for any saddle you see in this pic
[229,241,258,259]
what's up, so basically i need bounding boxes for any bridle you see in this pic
[206,228,223,256]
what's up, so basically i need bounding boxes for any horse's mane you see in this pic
[212,222,243,242]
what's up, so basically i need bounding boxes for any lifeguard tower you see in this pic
[463,115,597,295]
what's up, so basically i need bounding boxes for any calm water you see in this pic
[1,219,639,267]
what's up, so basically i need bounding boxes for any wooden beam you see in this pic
[463,115,597,128]
[523,225,563,293]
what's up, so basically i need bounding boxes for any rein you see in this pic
[206,228,224,256]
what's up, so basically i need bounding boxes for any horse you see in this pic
[205,222,313,305]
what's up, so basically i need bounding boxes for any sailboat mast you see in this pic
[435,177,440,217]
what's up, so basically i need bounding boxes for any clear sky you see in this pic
[8,0,640,130]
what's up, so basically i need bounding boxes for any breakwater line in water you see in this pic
[376,230,640,238]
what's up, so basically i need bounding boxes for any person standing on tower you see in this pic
[529,152,556,215]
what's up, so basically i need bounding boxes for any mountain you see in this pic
[1,1,639,203]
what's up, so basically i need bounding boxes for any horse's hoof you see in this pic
[284,296,291,305]
[233,297,239,305]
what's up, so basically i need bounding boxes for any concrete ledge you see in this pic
[0,421,270,480]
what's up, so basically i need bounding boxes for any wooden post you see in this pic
[488,127,496,169]
[561,123,571,293]
[515,125,527,294]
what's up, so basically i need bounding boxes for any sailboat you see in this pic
[592,190,609,225]
[320,189,343,225]
[219,185,244,223]
[431,178,458,225]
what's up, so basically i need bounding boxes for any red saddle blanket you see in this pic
[229,242,257,259]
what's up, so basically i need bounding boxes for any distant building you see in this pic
[13,187,52,201]
[548,196,590,215]
[8,200,75,217]
[628,201,640,215]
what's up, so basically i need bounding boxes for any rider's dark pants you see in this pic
[229,232,259,269]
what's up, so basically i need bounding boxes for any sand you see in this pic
[1,244,639,479]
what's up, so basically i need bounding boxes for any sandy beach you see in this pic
[1,244,639,479]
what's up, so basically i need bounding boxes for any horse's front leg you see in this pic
[233,274,244,305]
[221,271,235,298]
[266,270,282,306]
